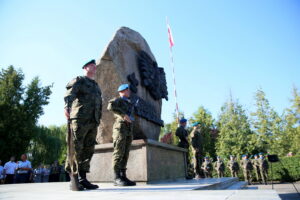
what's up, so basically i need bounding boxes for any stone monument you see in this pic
[87,27,187,183]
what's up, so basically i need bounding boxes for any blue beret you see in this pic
[82,59,96,69]
[192,122,200,127]
[118,84,129,92]
[259,152,263,155]
[179,118,187,123]
[242,154,247,158]
[204,156,209,159]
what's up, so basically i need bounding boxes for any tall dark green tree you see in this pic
[190,106,216,158]
[216,97,256,158]
[0,66,52,162]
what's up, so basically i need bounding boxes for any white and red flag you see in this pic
[167,21,174,48]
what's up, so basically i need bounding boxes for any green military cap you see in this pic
[82,59,96,69]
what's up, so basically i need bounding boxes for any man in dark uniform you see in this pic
[64,59,102,191]
[107,84,136,186]
[175,118,193,179]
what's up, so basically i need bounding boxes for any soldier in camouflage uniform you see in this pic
[176,118,193,179]
[240,155,253,185]
[214,156,225,178]
[64,59,102,191]
[201,157,213,178]
[227,155,239,177]
[190,122,203,179]
[107,84,136,186]
[258,153,269,185]
[252,154,261,183]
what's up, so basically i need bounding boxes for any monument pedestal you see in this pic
[87,139,188,183]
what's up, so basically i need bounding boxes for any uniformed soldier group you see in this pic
[64,59,269,191]
[175,119,269,185]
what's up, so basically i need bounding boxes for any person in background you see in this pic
[16,154,32,183]
[34,164,44,183]
[0,160,4,184]
[42,165,50,182]
[49,161,61,182]
[3,156,17,184]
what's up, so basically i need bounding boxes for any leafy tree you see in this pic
[0,66,52,162]
[28,125,67,167]
[189,106,216,158]
[282,86,300,155]
[216,97,256,158]
[251,88,284,154]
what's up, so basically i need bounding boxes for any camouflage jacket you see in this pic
[252,159,260,170]
[201,160,213,172]
[227,160,239,171]
[214,160,225,171]
[175,126,189,148]
[64,76,102,123]
[191,129,203,152]
[258,158,269,170]
[240,159,253,171]
[107,97,135,125]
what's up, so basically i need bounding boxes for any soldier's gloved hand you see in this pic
[124,114,132,123]
[64,108,70,120]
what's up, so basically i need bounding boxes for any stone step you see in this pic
[195,177,239,190]
[226,181,248,190]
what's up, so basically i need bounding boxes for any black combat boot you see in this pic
[113,170,128,186]
[78,171,99,189]
[120,169,136,186]
[70,174,84,191]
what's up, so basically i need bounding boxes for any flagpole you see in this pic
[166,17,180,124]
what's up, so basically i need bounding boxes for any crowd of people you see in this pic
[0,155,69,184]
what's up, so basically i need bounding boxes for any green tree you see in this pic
[189,106,216,158]
[216,98,256,158]
[0,66,52,162]
[28,125,67,167]
[251,88,284,154]
[282,86,300,155]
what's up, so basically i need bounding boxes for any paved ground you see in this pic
[248,182,300,200]
[0,178,281,200]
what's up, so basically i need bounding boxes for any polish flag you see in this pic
[167,23,174,48]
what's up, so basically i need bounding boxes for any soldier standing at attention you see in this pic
[64,59,102,191]
[108,84,136,186]
[176,118,193,179]
[240,155,253,185]
[227,155,239,177]
[190,122,203,179]
[201,157,213,178]
[214,156,225,178]
[258,153,269,185]
[252,154,261,183]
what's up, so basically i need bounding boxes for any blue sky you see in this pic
[0,0,299,126]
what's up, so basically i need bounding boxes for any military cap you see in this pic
[179,118,187,123]
[204,156,209,159]
[242,154,247,158]
[118,84,129,92]
[230,155,234,158]
[254,154,258,157]
[259,152,263,155]
[82,59,96,69]
[217,156,220,158]
[192,122,200,127]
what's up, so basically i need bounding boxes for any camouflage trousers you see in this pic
[192,150,202,177]
[65,119,98,174]
[260,168,268,184]
[217,170,225,178]
[230,170,239,177]
[254,167,261,182]
[243,169,253,184]
[112,122,133,172]
[203,170,212,178]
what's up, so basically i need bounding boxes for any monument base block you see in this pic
[87,139,188,183]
